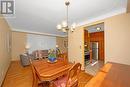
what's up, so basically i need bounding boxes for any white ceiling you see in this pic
[6,0,127,36]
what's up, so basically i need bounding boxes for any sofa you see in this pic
[20,50,48,67]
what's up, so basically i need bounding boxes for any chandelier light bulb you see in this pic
[57,24,62,30]
[71,28,74,32]
[71,23,76,29]
[62,28,67,33]
[62,21,67,27]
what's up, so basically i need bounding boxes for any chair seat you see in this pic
[54,76,67,87]
[54,76,78,87]
[54,63,81,87]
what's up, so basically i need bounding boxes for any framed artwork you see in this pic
[64,40,68,48]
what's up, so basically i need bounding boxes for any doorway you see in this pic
[84,23,104,75]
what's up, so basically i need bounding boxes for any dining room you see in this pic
[2,51,93,87]
[2,30,93,87]
[1,0,130,87]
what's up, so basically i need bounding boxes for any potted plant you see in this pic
[48,49,57,63]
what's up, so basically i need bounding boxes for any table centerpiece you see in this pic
[48,49,57,63]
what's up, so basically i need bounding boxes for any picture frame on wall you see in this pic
[64,40,68,48]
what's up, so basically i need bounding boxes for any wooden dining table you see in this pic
[32,58,73,81]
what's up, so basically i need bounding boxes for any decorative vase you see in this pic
[48,57,57,63]
[48,49,57,63]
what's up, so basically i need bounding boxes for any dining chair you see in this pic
[58,53,68,64]
[53,63,81,87]
[31,63,39,87]
[30,60,48,87]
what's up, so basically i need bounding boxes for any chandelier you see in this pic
[56,0,76,33]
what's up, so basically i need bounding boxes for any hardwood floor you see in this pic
[2,61,93,87]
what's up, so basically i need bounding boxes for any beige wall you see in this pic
[11,32,27,61]
[56,37,68,53]
[0,16,11,86]
[68,13,130,67]
[68,27,85,69]
[127,0,130,13]
[11,32,67,60]
[104,13,130,65]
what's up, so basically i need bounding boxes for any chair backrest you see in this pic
[66,63,81,87]
[30,63,38,87]
[30,62,41,87]
[58,53,68,64]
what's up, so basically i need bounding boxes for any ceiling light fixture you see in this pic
[96,27,101,31]
[56,0,76,33]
